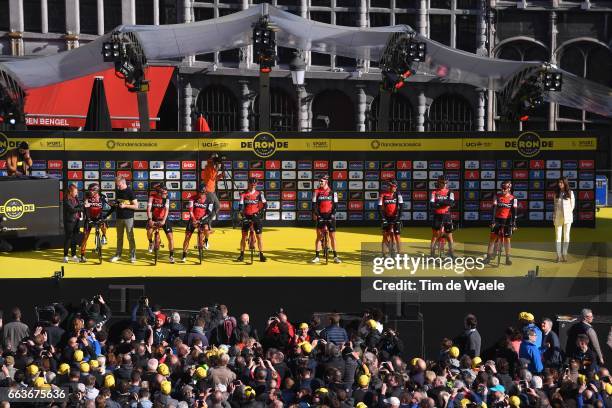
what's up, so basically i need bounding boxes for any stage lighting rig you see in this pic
[498,64,563,122]
[379,32,425,92]
[253,16,278,74]
[101,32,148,93]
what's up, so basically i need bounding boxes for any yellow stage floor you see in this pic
[1,209,611,279]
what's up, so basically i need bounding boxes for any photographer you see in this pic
[82,295,112,329]
[202,153,224,224]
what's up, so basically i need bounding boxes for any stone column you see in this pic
[184,82,193,132]
[9,0,24,56]
[97,0,104,35]
[548,11,558,131]
[356,84,367,132]
[486,0,496,130]
[418,0,428,36]
[41,0,48,33]
[122,0,136,25]
[239,80,251,131]
[476,88,486,131]
[153,0,160,25]
[297,86,310,132]
[66,0,79,48]
[417,90,426,131]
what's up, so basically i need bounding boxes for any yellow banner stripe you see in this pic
[64,138,198,151]
[3,136,596,153]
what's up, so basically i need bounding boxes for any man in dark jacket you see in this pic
[237,313,259,342]
[44,303,69,348]
[186,317,209,347]
[168,312,187,343]
[569,334,599,374]
[455,314,481,358]
[540,318,562,368]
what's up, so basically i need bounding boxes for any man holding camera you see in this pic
[202,153,223,227]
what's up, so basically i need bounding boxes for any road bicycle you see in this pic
[382,220,400,258]
[150,222,164,266]
[88,219,105,264]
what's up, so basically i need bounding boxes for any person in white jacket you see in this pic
[553,177,575,262]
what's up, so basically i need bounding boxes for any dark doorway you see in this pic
[157,82,179,131]
[312,90,355,131]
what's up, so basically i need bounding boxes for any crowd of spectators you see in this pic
[0,298,610,408]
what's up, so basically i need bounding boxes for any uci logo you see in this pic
[241,132,288,158]
[0,198,36,220]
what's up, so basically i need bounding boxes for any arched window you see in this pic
[367,94,415,131]
[196,85,240,131]
[312,90,355,131]
[495,40,549,130]
[250,88,298,131]
[557,41,612,131]
[426,94,474,131]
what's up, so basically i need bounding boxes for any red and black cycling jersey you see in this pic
[84,192,105,220]
[313,187,338,216]
[430,188,455,215]
[189,194,213,221]
[378,191,403,219]
[493,193,517,221]
[240,189,267,217]
[149,192,169,221]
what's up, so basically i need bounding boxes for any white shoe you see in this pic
[101,236,107,245]
[310,256,320,263]
[130,256,136,264]
[63,256,69,263]
[334,256,342,264]
[181,256,187,263]
[71,255,79,262]
[110,256,120,263]
[148,242,153,253]
[204,241,209,250]
[169,256,175,264]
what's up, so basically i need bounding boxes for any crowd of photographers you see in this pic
[0,298,610,408]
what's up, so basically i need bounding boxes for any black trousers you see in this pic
[63,220,80,257]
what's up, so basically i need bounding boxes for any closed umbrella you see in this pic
[84,77,112,131]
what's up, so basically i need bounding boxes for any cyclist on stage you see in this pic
[430,176,456,258]
[236,178,267,263]
[79,183,109,263]
[484,180,517,265]
[379,179,403,256]
[146,184,175,264]
[311,175,341,264]
[181,184,215,262]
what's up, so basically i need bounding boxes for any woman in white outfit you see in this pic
[553,177,575,262]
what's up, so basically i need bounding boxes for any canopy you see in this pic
[24,66,174,129]
[0,4,610,117]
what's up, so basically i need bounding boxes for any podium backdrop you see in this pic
[0,177,61,238]
[0,131,606,227]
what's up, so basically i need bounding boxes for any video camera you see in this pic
[210,153,227,166]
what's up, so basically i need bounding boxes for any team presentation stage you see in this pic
[0,130,609,279]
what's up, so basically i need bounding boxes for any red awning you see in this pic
[24,66,174,129]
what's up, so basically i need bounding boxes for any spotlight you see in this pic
[542,72,562,91]
[407,41,426,62]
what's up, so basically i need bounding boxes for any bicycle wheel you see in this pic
[96,229,102,264]
[249,229,255,265]
[496,236,502,267]
[323,232,329,265]
[153,230,159,266]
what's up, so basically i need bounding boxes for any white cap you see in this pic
[384,397,401,407]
